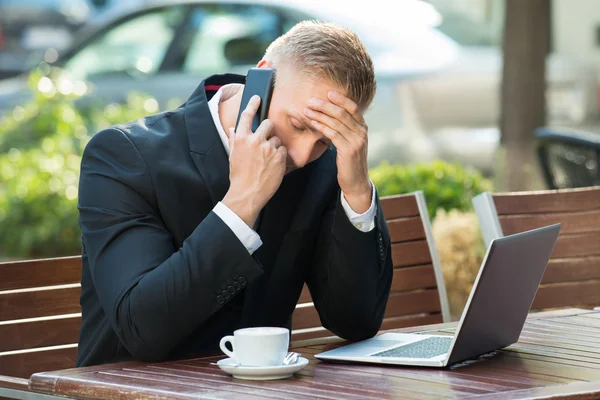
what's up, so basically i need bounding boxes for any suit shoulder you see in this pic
[86,108,183,157]
[81,126,149,182]
[114,109,180,143]
[84,126,134,156]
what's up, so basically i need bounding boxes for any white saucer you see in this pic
[216,357,309,380]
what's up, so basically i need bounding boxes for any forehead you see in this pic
[272,67,346,106]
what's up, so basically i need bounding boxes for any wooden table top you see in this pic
[27,308,600,399]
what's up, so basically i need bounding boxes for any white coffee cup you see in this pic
[219,327,289,367]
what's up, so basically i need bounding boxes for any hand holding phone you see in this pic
[223,67,286,228]
[235,68,275,132]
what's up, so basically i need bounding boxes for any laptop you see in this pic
[315,223,561,368]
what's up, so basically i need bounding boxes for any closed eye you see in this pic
[290,117,307,132]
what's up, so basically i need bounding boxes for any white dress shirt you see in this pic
[208,85,377,254]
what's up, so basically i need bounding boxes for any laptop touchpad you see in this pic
[330,334,420,356]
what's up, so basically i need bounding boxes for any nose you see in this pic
[289,138,318,169]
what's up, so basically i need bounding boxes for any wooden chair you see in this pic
[472,186,600,311]
[0,256,81,397]
[291,191,451,342]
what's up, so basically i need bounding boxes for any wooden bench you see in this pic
[0,190,452,389]
[0,255,82,395]
[291,191,451,341]
[473,186,600,311]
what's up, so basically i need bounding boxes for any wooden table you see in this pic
[22,308,600,399]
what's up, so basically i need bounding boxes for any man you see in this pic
[76,20,393,367]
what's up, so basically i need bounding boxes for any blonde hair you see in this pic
[264,20,376,111]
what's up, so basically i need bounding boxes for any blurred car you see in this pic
[0,0,93,79]
[0,0,597,173]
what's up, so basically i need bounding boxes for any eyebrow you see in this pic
[289,111,312,129]
[289,111,327,139]
[288,110,332,145]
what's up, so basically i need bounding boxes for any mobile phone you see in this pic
[235,67,276,132]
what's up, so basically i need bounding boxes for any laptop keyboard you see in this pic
[371,337,453,359]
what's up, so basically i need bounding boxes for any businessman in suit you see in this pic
[76,20,393,367]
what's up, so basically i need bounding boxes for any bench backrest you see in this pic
[0,190,453,377]
[291,191,451,342]
[473,186,600,311]
[0,256,82,379]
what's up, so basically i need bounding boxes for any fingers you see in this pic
[262,135,283,158]
[237,95,261,135]
[263,135,286,167]
[254,119,275,141]
[230,105,284,167]
[267,135,281,148]
[304,107,350,146]
[230,117,274,156]
[306,96,366,137]
[276,144,287,163]
[277,145,287,156]
[327,90,365,126]
[310,120,347,149]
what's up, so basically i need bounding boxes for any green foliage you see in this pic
[370,160,493,219]
[0,67,162,258]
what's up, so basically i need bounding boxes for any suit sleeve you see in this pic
[305,186,393,341]
[78,128,264,361]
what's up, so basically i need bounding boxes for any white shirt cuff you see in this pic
[340,181,377,232]
[213,202,262,254]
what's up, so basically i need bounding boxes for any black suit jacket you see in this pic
[76,74,393,367]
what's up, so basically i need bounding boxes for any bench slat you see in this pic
[533,281,600,310]
[0,256,81,291]
[500,210,600,235]
[392,240,432,268]
[292,289,441,331]
[0,286,81,322]
[493,186,600,214]
[550,232,600,259]
[0,347,78,379]
[297,264,438,305]
[380,195,420,219]
[542,257,600,284]
[0,315,81,352]
[387,217,426,243]
[390,265,437,292]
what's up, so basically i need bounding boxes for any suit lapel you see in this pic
[188,150,230,207]
[184,74,245,206]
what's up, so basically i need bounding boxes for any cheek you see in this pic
[271,121,293,147]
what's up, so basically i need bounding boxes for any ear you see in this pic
[256,59,273,68]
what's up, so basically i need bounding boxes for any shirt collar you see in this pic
[207,83,243,156]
